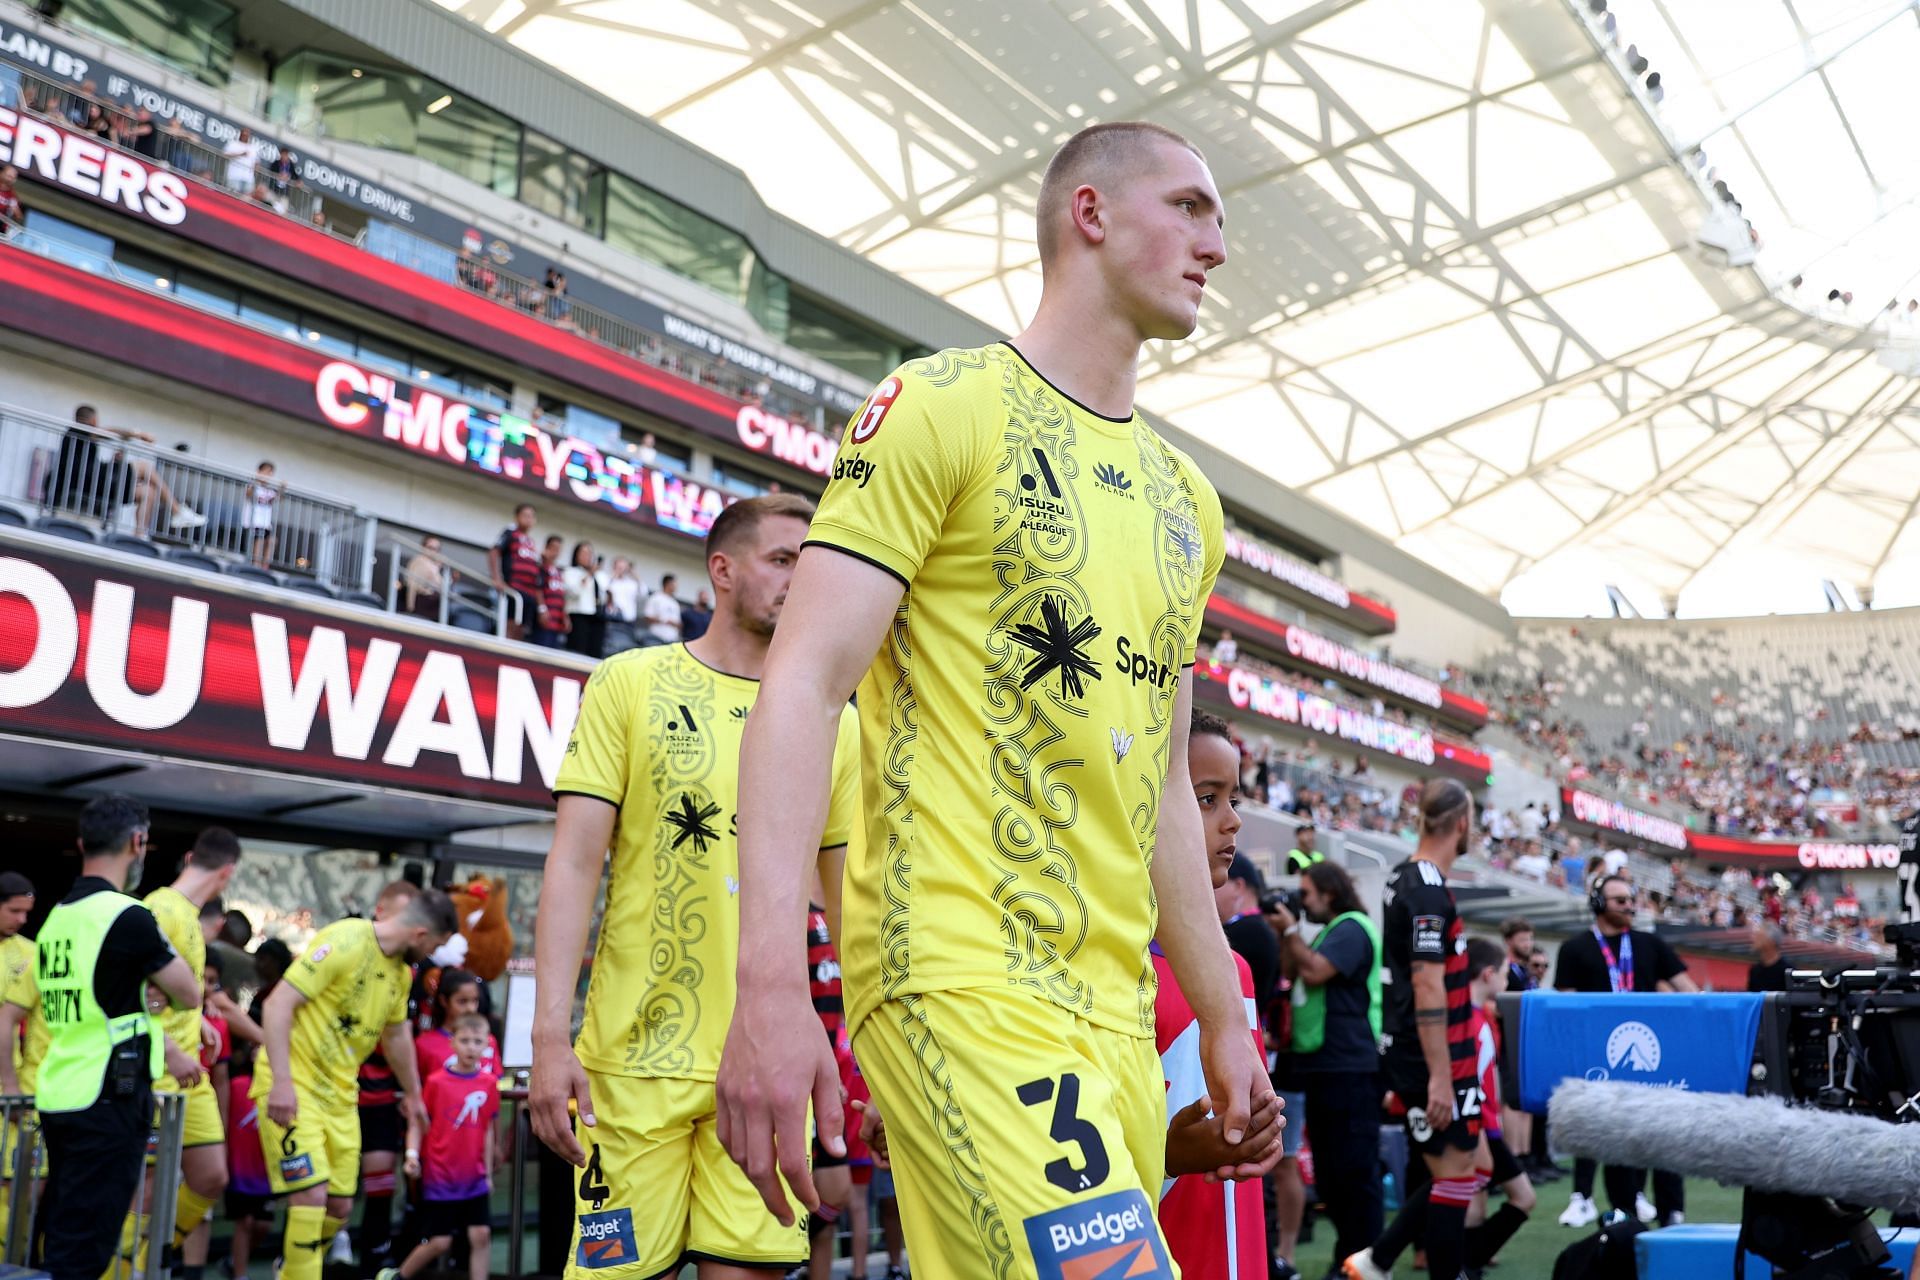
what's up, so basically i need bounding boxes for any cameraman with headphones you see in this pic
[1552,873,1696,1229]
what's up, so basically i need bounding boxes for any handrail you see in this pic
[1,58,866,435]
[0,400,376,591]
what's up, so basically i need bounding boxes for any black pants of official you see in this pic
[41,1090,149,1280]
[1573,1157,1684,1220]
[1303,1071,1384,1267]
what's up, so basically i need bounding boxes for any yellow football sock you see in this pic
[323,1213,346,1240]
[282,1205,328,1280]
[173,1187,217,1245]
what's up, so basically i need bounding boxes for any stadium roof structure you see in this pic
[437,0,1920,616]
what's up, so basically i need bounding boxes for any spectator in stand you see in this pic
[1271,861,1383,1271]
[634,431,658,467]
[242,460,283,568]
[1512,841,1552,881]
[488,503,542,642]
[533,535,569,648]
[403,536,447,620]
[681,588,713,641]
[57,404,207,532]
[126,108,158,159]
[309,207,329,232]
[1602,844,1630,877]
[1213,628,1238,664]
[1747,922,1788,992]
[222,127,260,194]
[543,268,572,326]
[80,99,114,144]
[268,149,298,207]
[0,164,21,228]
[642,572,683,646]
[1559,836,1587,892]
[601,557,641,653]
[562,541,605,658]
[158,118,197,174]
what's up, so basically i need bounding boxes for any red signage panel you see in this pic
[0,539,582,806]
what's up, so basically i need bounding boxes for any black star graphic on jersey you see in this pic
[1009,595,1103,700]
[663,792,723,854]
[335,1011,360,1037]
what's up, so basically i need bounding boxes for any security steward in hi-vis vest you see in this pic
[35,795,201,1280]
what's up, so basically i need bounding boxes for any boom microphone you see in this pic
[1549,1078,1920,1215]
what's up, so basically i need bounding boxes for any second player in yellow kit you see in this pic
[0,875,42,1189]
[147,883,224,1149]
[255,888,456,1280]
[531,496,861,1280]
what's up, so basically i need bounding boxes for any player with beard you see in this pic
[717,121,1272,1280]
[530,494,862,1280]
[254,889,458,1280]
[1345,779,1485,1280]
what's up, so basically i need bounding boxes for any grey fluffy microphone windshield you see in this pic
[1549,1078,1920,1215]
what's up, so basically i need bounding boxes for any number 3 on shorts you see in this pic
[1016,1074,1110,1194]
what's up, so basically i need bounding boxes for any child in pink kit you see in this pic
[378,1015,499,1280]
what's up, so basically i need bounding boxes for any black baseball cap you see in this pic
[1226,854,1267,896]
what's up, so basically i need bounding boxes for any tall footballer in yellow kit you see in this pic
[717,123,1281,1280]
[529,495,861,1280]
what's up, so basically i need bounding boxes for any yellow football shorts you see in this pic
[255,1089,360,1198]
[150,1074,224,1158]
[851,988,1176,1280]
[566,1071,807,1279]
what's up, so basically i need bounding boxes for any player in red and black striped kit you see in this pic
[804,898,871,1280]
[1346,779,1487,1280]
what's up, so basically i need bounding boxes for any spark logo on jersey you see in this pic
[576,1208,636,1269]
[1023,1190,1173,1280]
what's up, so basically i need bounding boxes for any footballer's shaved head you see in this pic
[1035,121,1205,271]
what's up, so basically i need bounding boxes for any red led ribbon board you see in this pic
[0,539,582,806]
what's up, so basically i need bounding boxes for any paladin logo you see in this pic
[1605,1021,1662,1072]
[1093,462,1133,499]
[1022,1190,1174,1280]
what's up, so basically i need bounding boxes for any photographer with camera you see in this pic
[1269,861,1383,1271]
[1554,873,1696,1230]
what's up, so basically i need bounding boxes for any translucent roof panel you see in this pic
[437,0,1920,616]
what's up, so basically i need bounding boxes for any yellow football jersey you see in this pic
[251,918,409,1110]
[810,343,1224,1040]
[144,885,206,1057]
[556,643,861,1081]
[0,933,38,1088]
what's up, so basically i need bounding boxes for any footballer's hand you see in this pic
[716,986,843,1228]
[529,1035,596,1167]
[852,1098,888,1170]
[1198,1021,1269,1149]
[266,1077,298,1127]
[1424,1075,1455,1132]
[163,1039,204,1090]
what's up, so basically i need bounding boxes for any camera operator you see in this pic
[1268,861,1382,1269]
[1554,873,1696,1229]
